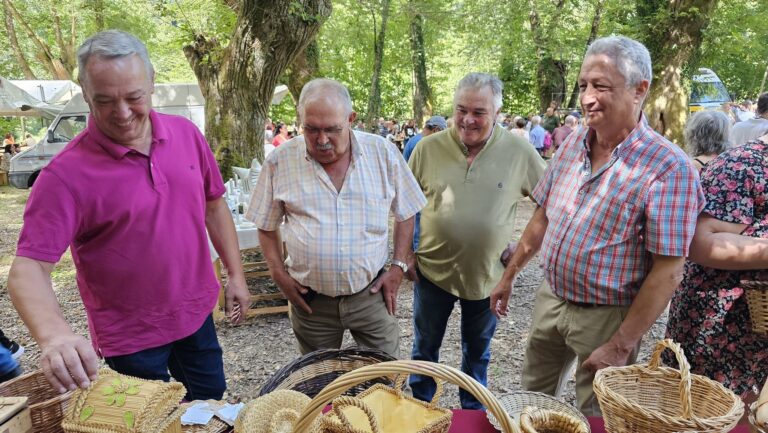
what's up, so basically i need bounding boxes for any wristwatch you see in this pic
[389,259,408,274]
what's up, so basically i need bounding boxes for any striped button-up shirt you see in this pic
[532,115,705,306]
[247,130,427,296]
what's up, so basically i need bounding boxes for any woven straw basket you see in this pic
[740,281,768,335]
[0,368,71,433]
[749,401,768,433]
[486,391,590,432]
[61,368,186,433]
[593,339,743,433]
[319,375,452,433]
[235,389,311,433]
[291,360,519,433]
[520,406,589,433]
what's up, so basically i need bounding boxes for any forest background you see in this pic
[1,0,767,173]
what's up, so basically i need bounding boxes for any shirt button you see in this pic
[567,215,572,220]
[548,266,553,271]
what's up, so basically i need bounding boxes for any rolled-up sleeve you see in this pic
[245,155,284,231]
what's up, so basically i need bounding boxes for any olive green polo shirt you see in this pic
[408,125,546,300]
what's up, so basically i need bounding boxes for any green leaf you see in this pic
[102,385,114,395]
[106,394,116,406]
[79,406,94,422]
[124,411,135,429]
[116,393,127,407]
[112,378,122,387]
[126,386,140,395]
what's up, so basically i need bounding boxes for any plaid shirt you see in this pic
[532,115,705,306]
[247,131,426,296]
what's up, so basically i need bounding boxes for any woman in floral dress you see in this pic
[665,137,768,399]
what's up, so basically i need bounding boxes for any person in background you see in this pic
[491,35,703,416]
[403,115,447,162]
[665,130,768,404]
[684,110,731,172]
[542,105,560,134]
[408,73,546,409]
[731,92,768,146]
[551,115,577,155]
[529,115,546,156]
[0,329,24,360]
[2,133,14,147]
[248,78,426,358]
[272,123,290,147]
[8,30,249,400]
[0,346,21,384]
[23,133,35,148]
[509,117,529,141]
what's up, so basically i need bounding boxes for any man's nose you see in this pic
[114,100,131,118]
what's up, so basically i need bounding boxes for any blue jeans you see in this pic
[410,271,497,409]
[105,315,225,401]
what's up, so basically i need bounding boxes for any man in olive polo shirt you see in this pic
[407,72,546,409]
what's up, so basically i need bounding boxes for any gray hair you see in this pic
[454,73,503,112]
[585,36,652,88]
[564,115,577,126]
[77,30,154,85]
[685,110,731,157]
[531,115,542,125]
[297,78,353,118]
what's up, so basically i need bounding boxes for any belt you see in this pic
[560,297,599,308]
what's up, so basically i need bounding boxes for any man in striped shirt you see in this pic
[247,79,426,357]
[490,36,705,415]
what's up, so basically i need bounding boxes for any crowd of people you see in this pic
[4,29,767,422]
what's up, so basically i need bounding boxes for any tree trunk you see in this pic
[365,0,391,129]
[285,40,320,106]
[640,0,719,145]
[184,0,331,178]
[528,0,568,112]
[409,11,432,126]
[3,0,35,79]
[566,0,604,110]
[92,0,105,31]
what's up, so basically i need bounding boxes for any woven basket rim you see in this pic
[749,401,768,433]
[486,391,590,432]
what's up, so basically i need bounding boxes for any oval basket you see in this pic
[0,369,71,433]
[292,360,520,433]
[486,391,589,432]
[593,339,743,433]
[740,281,768,335]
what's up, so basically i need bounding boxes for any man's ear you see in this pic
[635,80,650,103]
[348,111,357,124]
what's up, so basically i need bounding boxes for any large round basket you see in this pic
[749,401,768,433]
[0,369,71,433]
[258,347,396,398]
[292,360,520,433]
[486,391,589,432]
[593,339,743,433]
[740,281,768,335]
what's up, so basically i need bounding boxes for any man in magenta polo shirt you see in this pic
[7,30,249,400]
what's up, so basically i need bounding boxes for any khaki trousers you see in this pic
[521,281,638,416]
[289,286,400,358]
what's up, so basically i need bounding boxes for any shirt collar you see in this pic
[89,110,167,159]
[301,128,363,164]
[449,124,500,156]
[581,112,651,159]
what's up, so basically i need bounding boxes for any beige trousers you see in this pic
[521,281,638,416]
[289,286,400,358]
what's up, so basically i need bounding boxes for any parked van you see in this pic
[9,83,205,189]
[689,68,731,114]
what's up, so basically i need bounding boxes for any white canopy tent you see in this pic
[0,78,80,118]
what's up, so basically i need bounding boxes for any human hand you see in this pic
[370,268,403,315]
[225,273,249,325]
[39,332,99,393]
[581,339,634,374]
[500,241,519,267]
[273,270,313,314]
[405,253,419,282]
[489,275,516,319]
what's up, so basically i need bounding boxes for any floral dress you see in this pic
[665,140,768,397]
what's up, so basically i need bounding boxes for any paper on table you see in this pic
[215,402,245,426]
[181,402,215,425]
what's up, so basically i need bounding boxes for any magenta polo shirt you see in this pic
[16,111,225,357]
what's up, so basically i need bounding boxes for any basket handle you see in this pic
[647,339,693,418]
[330,395,382,433]
[394,374,444,407]
[293,360,520,433]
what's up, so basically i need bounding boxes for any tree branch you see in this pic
[2,0,35,79]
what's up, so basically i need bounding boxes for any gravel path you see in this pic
[0,185,668,407]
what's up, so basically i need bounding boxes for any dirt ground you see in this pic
[0,185,669,407]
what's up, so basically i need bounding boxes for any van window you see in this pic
[51,115,87,142]
[691,80,730,104]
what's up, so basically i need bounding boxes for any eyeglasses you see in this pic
[302,125,345,137]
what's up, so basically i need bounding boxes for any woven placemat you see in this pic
[486,391,590,432]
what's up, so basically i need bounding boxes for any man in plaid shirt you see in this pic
[490,36,705,415]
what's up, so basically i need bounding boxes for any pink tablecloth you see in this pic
[447,410,752,433]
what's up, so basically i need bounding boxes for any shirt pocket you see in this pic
[365,198,390,235]
[606,202,640,245]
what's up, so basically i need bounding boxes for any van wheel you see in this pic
[28,171,39,187]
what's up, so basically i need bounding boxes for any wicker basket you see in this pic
[292,360,520,433]
[520,406,589,433]
[487,391,589,432]
[259,347,396,398]
[749,401,768,433]
[0,368,71,433]
[318,375,452,433]
[740,281,768,335]
[593,339,743,433]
